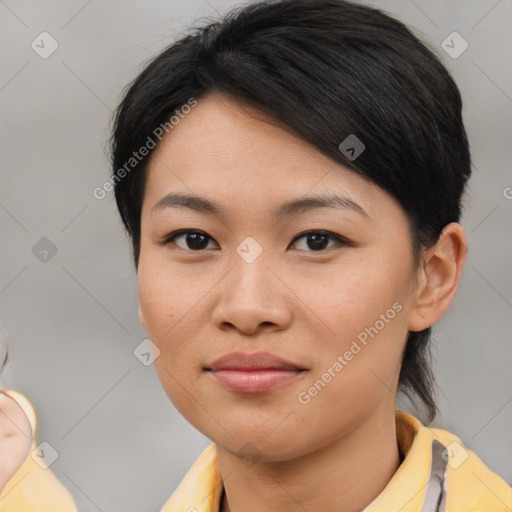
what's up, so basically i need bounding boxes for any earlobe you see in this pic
[407,222,468,332]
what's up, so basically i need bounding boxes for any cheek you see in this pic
[138,266,204,415]
[303,257,406,338]
[137,260,186,383]
[137,254,208,379]
[293,278,408,442]
[301,255,411,386]
[137,251,200,337]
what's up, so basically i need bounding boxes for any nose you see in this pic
[210,249,293,335]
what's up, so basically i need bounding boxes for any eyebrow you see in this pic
[151,191,369,221]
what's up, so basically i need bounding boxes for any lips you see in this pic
[207,351,303,371]
[206,352,306,393]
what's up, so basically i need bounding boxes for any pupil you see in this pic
[308,234,328,250]
[187,232,209,250]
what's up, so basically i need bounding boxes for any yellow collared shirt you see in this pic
[160,410,512,512]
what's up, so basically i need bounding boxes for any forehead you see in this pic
[147,93,333,176]
[143,93,403,227]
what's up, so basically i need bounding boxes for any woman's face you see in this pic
[138,93,421,461]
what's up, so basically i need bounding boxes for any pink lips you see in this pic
[206,351,306,393]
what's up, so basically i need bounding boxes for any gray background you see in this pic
[1,0,511,510]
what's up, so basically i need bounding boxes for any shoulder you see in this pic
[397,411,512,510]
[427,424,512,510]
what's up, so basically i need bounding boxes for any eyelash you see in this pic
[161,229,350,253]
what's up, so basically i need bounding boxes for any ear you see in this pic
[138,300,146,330]
[407,222,468,332]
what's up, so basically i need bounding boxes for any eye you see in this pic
[164,230,218,251]
[162,229,349,252]
[290,230,348,252]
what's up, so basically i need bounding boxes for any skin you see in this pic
[137,93,467,512]
[0,392,32,492]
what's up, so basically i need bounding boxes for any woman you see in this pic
[109,0,512,511]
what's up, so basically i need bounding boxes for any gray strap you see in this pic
[420,440,448,512]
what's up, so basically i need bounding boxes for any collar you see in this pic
[160,410,512,512]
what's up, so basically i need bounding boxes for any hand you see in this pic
[0,392,33,492]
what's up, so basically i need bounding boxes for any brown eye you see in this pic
[165,230,218,251]
[291,231,347,252]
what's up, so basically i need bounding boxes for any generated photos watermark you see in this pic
[93,97,198,200]
[297,301,403,405]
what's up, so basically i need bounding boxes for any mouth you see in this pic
[205,351,307,393]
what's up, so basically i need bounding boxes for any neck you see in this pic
[217,409,401,512]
